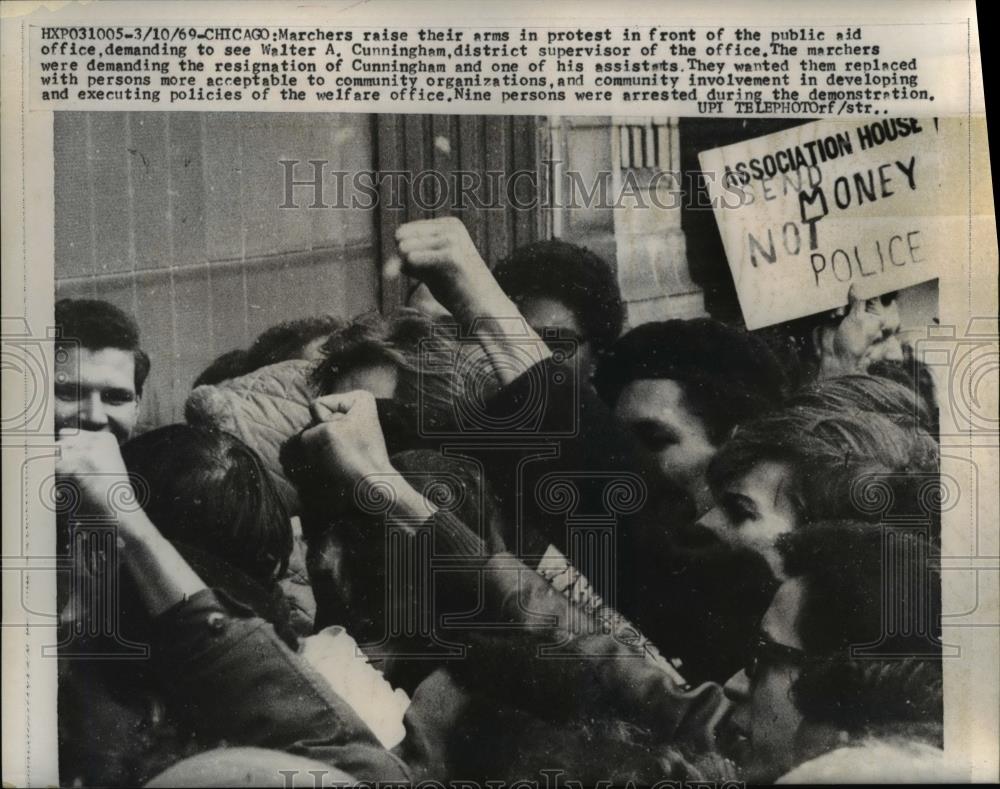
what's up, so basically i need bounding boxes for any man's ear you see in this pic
[813,324,835,361]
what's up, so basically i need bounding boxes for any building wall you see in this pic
[542,116,706,332]
[53,112,540,430]
[54,112,380,429]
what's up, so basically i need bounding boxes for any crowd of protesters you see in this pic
[53,216,949,786]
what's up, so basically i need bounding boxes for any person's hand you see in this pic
[394,216,551,386]
[301,391,395,489]
[58,430,206,616]
[56,429,133,520]
[863,332,905,366]
[393,217,513,323]
[819,286,893,378]
[860,295,904,366]
[302,391,437,523]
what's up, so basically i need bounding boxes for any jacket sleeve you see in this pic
[479,357,697,595]
[447,547,728,750]
[480,357,757,688]
[150,588,410,783]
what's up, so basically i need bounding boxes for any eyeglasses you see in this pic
[745,633,809,681]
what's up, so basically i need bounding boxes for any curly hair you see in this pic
[493,239,624,356]
[55,298,151,396]
[594,318,790,444]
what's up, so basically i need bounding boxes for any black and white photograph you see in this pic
[2,2,996,787]
[47,109,949,785]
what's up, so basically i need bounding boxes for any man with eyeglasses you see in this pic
[720,520,943,783]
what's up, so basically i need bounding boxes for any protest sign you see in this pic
[699,117,951,329]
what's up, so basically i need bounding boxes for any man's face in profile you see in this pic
[55,346,140,445]
[614,378,718,516]
[722,577,808,783]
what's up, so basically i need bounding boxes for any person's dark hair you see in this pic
[55,298,151,396]
[312,311,408,391]
[284,440,506,691]
[312,309,462,435]
[776,521,942,742]
[493,239,624,356]
[245,314,346,371]
[708,403,939,526]
[121,424,292,583]
[594,318,790,444]
[192,349,252,388]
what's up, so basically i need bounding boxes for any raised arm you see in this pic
[55,429,410,782]
[56,429,204,617]
[395,217,552,386]
[294,397,725,751]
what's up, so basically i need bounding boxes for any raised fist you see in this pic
[300,390,394,489]
[394,217,510,323]
[56,429,135,519]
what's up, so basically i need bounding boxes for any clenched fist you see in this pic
[394,216,551,386]
[394,217,513,323]
[300,391,435,522]
[56,429,133,519]
[301,391,394,488]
